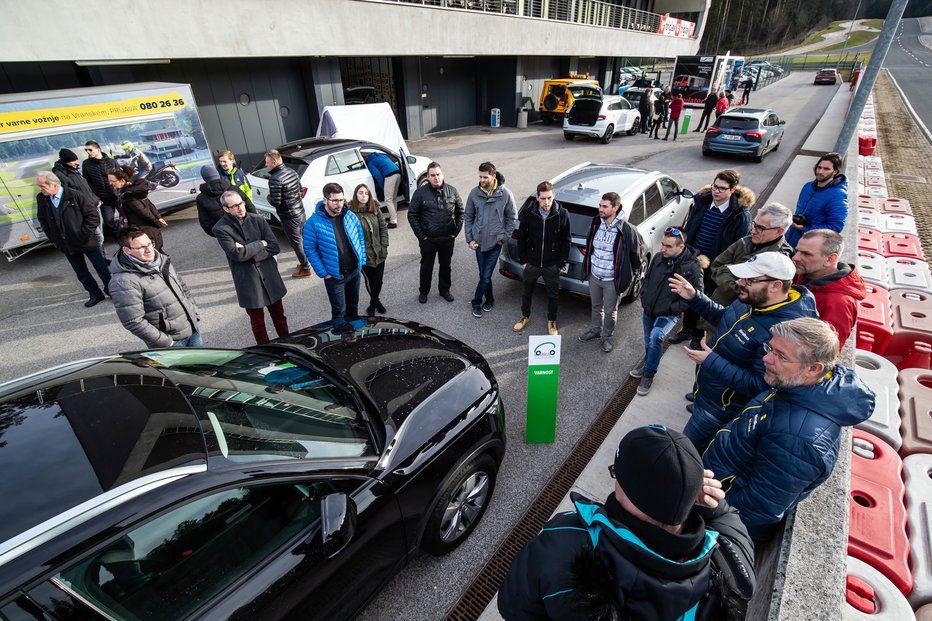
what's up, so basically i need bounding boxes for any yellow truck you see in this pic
[538,75,601,124]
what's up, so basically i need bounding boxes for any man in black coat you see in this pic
[195,165,255,236]
[265,148,311,279]
[35,170,111,307]
[81,141,120,234]
[694,90,719,133]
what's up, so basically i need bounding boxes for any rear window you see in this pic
[716,117,760,130]
[249,156,309,180]
[568,86,601,99]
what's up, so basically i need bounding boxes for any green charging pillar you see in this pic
[681,108,692,134]
[525,335,562,443]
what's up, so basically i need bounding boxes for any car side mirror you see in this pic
[680,189,694,199]
[778,120,786,126]
[406,155,417,164]
[321,493,357,558]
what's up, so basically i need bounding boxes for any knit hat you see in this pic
[59,148,79,163]
[613,425,704,526]
[200,165,221,182]
[727,252,796,281]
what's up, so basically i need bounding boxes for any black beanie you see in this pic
[200,165,221,182]
[614,425,703,526]
[59,148,79,163]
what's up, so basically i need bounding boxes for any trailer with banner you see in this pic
[671,55,746,106]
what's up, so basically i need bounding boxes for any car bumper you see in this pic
[498,242,591,298]
[703,139,762,156]
[563,123,609,138]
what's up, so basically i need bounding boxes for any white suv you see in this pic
[563,95,640,144]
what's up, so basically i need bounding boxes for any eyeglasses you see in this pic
[665,226,685,239]
[128,242,154,251]
[83,148,95,153]
[738,277,778,285]
[763,341,798,364]
[225,201,245,209]
[327,198,345,204]
[751,222,781,232]
[711,184,733,192]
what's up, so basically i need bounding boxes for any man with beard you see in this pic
[667,253,818,452]
[81,141,120,235]
[786,152,848,247]
[703,317,874,542]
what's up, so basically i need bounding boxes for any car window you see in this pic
[54,482,331,620]
[617,98,631,110]
[658,176,680,205]
[325,149,366,176]
[643,183,664,219]
[135,350,374,462]
[716,117,758,130]
[627,195,646,226]
[249,156,308,180]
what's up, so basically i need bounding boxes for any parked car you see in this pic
[621,86,664,109]
[247,138,431,224]
[499,163,693,300]
[814,68,840,85]
[538,77,602,124]
[702,107,786,162]
[563,94,640,143]
[0,318,504,621]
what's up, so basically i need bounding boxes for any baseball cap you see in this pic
[727,252,796,281]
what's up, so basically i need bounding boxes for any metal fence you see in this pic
[376,0,666,35]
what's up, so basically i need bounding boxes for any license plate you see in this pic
[722,135,741,141]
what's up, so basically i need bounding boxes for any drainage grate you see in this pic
[444,374,641,620]
[887,173,927,183]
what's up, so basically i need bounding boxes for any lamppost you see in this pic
[838,0,864,62]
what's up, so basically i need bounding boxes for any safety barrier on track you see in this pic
[856,226,883,254]
[904,453,932,609]
[886,289,932,367]
[899,369,932,457]
[853,350,902,451]
[843,556,915,620]
[885,256,932,294]
[856,283,893,355]
[857,250,888,288]
[882,232,926,261]
[858,207,883,230]
[881,213,919,236]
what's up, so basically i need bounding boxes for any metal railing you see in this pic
[375,0,669,36]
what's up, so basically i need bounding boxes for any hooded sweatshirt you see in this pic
[786,174,849,246]
[796,262,866,345]
[464,171,517,251]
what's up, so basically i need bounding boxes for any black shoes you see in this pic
[440,292,454,303]
[685,392,696,402]
[387,222,398,229]
[375,300,386,313]
[667,329,691,344]
[418,294,428,304]
[84,296,105,308]
[686,403,694,413]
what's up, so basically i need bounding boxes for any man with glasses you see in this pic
[264,149,312,278]
[81,141,120,235]
[702,317,874,542]
[669,169,753,350]
[786,152,848,247]
[668,252,818,452]
[408,161,464,303]
[303,182,367,324]
[630,227,703,396]
[109,226,201,348]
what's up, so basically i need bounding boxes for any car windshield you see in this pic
[716,117,759,130]
[249,156,309,180]
[568,86,600,98]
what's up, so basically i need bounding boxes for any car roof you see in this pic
[551,163,656,205]
[818,68,838,72]
[720,107,773,119]
[275,137,377,161]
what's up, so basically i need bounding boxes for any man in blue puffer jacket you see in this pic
[785,152,848,247]
[668,253,818,452]
[704,317,874,542]
[303,182,366,323]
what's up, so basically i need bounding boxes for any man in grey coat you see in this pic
[464,161,516,318]
[213,190,290,344]
[109,226,201,348]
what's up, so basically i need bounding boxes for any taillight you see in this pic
[706,127,721,134]
[745,131,765,140]
[301,187,308,198]
[598,114,606,120]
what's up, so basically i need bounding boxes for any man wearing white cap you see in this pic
[668,252,819,451]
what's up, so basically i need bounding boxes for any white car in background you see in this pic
[563,95,641,144]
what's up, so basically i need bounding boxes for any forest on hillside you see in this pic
[699,0,932,55]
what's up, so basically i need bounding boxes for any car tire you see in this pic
[627,118,640,135]
[702,149,711,157]
[773,137,781,151]
[564,132,574,141]
[754,151,765,163]
[421,454,497,556]
[417,174,429,187]
[601,125,614,144]
[543,94,559,111]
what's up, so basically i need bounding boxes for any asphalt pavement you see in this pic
[884,17,932,135]
[0,72,836,620]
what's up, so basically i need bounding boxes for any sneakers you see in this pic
[667,329,691,344]
[472,305,482,318]
[418,293,428,304]
[629,359,645,378]
[513,316,530,332]
[577,329,601,342]
[548,321,559,336]
[636,376,654,396]
[685,392,695,402]
[440,291,455,302]
[602,337,613,353]
[686,403,694,413]
[387,222,398,229]
[291,268,313,279]
[688,337,703,351]
[482,300,494,312]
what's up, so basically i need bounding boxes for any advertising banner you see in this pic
[526,335,561,444]
[658,16,696,39]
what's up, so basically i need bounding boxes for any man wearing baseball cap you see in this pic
[668,252,818,452]
[499,425,755,620]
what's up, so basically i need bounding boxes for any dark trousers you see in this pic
[65,246,111,299]
[640,112,650,133]
[245,298,289,345]
[324,268,360,321]
[100,203,120,234]
[472,244,502,307]
[664,118,680,140]
[281,214,309,270]
[419,236,454,295]
[696,108,714,132]
[649,119,662,138]
[362,262,385,305]
[522,263,560,321]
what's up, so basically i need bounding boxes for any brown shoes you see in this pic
[291,268,313,278]
[548,320,559,336]
[513,316,530,332]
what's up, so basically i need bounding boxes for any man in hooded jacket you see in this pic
[195,165,256,236]
[786,152,848,247]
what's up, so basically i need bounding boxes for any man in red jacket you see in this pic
[663,94,684,141]
[792,229,865,346]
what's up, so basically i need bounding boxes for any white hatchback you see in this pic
[563,95,641,144]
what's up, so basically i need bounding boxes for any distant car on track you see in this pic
[814,68,840,85]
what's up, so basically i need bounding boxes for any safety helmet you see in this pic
[121,141,134,151]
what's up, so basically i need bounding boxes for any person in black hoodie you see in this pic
[499,425,755,621]
[195,165,256,236]
[81,141,120,234]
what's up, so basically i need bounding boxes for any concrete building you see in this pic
[0,0,709,169]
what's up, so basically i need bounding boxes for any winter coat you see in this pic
[267,163,304,220]
[795,263,866,345]
[35,186,101,255]
[82,155,119,205]
[670,97,685,120]
[212,212,287,309]
[709,235,795,308]
[704,365,874,535]
[108,251,199,348]
[688,286,819,417]
[683,185,754,263]
[117,180,164,250]
[715,97,728,116]
[408,182,464,240]
[651,98,665,120]
[195,179,256,236]
[53,161,98,203]
[785,174,849,246]
[641,246,704,318]
[516,201,571,269]
[354,209,389,267]
[582,215,643,296]
[217,165,253,202]
[302,206,367,279]
[464,171,517,251]
[704,91,719,111]
[365,152,400,189]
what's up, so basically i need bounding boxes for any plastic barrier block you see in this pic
[864,176,885,188]
[904,453,932,608]
[886,289,932,363]
[882,233,926,261]
[843,556,915,620]
[849,429,912,595]
[880,198,912,215]
[855,284,893,355]
[854,350,903,451]
[859,195,882,210]
[899,369,932,457]
[881,213,919,235]
[857,250,888,288]
[885,257,932,294]
[858,208,883,230]
[858,227,884,254]
[899,342,932,371]
[862,186,888,198]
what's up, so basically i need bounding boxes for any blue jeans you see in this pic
[324,269,360,322]
[173,329,203,348]
[65,246,111,299]
[642,313,679,376]
[683,401,730,454]
[472,244,502,307]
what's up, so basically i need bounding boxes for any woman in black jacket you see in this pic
[108,165,167,250]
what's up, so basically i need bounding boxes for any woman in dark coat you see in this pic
[108,165,167,250]
[349,183,389,315]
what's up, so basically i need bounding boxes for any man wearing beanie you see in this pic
[54,148,100,205]
[195,164,256,236]
[499,425,755,621]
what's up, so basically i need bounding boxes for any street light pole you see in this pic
[838,0,864,61]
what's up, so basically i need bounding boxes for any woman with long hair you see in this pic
[108,165,167,250]
[349,183,389,315]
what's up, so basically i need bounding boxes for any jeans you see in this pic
[522,263,560,320]
[642,313,679,376]
[682,402,729,454]
[472,244,502,307]
[588,276,620,337]
[362,261,385,306]
[419,236,454,295]
[65,246,111,299]
[173,329,204,348]
[383,173,401,223]
[245,299,290,345]
[664,118,680,140]
[101,203,120,234]
[324,268,361,321]
[281,214,310,270]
